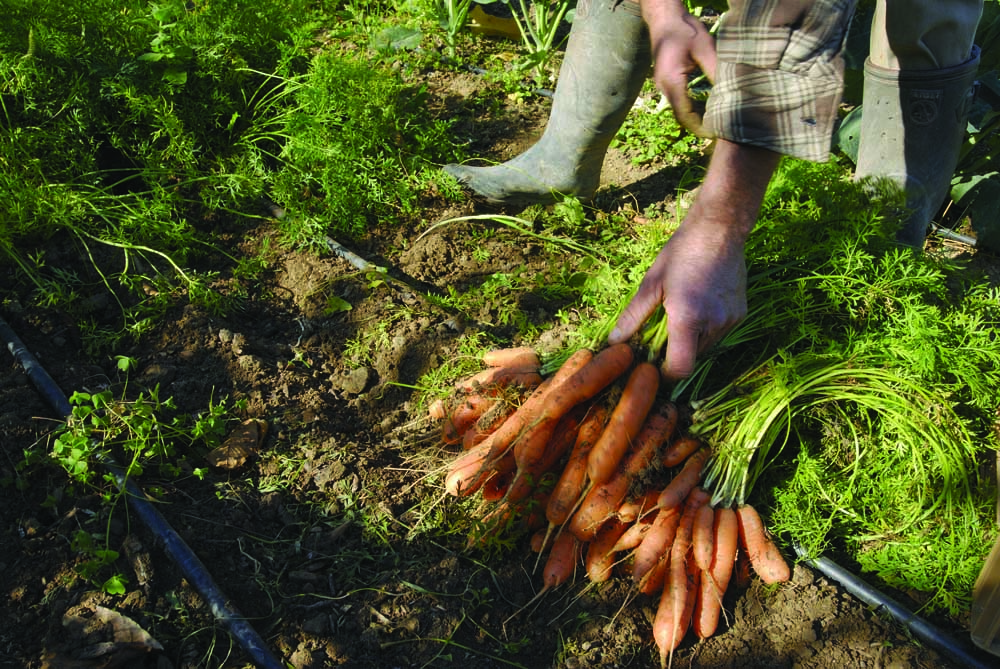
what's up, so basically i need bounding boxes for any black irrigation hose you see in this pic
[0,315,285,669]
[794,546,996,669]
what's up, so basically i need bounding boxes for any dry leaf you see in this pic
[205,418,268,469]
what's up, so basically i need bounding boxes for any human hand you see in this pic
[608,213,748,380]
[640,0,717,136]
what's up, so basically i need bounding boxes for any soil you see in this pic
[1,47,997,669]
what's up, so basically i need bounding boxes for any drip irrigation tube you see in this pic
[794,545,995,669]
[0,315,285,669]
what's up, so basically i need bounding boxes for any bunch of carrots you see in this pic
[429,343,791,668]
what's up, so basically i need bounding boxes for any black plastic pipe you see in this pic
[795,545,995,669]
[0,315,285,669]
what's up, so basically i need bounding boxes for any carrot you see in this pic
[656,447,710,510]
[638,552,669,596]
[545,405,609,527]
[655,543,700,668]
[736,504,790,584]
[461,400,515,450]
[611,513,655,554]
[692,506,738,639]
[631,505,680,586]
[483,345,540,370]
[568,469,631,542]
[506,404,586,504]
[542,530,580,591]
[529,528,547,553]
[445,441,515,497]
[691,503,716,572]
[428,398,447,420]
[456,365,542,393]
[622,402,678,478]
[661,435,704,469]
[617,489,661,524]
[586,518,628,583]
[481,468,513,503]
[442,393,496,445]
[568,401,677,542]
[586,362,660,486]
[445,439,494,497]
[479,349,592,467]
[671,488,711,560]
[506,344,634,473]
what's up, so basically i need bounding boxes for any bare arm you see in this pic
[608,139,781,380]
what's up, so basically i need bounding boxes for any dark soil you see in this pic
[2,50,997,669]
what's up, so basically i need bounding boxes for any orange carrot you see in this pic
[506,344,634,474]
[656,447,710,510]
[483,345,540,370]
[654,491,710,665]
[568,470,631,542]
[506,404,586,504]
[586,362,660,486]
[637,551,669,596]
[442,393,496,445]
[542,530,581,592]
[692,506,738,639]
[611,513,655,554]
[545,405,609,527]
[481,468,513,503]
[445,441,515,497]
[568,401,677,542]
[456,366,542,393]
[461,400,515,450]
[622,402,678,478]
[661,435,704,469]
[586,518,628,583]
[479,349,593,466]
[736,504,790,584]
[529,528,547,553]
[691,503,716,572]
[428,398,447,420]
[631,505,680,586]
[655,542,700,668]
[617,489,662,524]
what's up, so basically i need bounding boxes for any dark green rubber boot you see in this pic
[444,0,650,207]
[854,47,980,248]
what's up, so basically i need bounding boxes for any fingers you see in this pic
[608,282,664,346]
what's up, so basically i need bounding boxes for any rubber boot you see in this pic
[443,0,650,207]
[854,46,980,248]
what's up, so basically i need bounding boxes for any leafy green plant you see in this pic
[45,387,232,486]
[494,0,573,83]
[611,95,707,166]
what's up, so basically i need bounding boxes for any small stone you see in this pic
[341,367,372,395]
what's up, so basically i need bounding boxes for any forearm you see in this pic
[686,139,781,243]
[638,0,688,27]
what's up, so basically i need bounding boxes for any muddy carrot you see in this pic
[586,362,660,486]
[442,393,496,445]
[692,506,738,639]
[661,435,704,469]
[586,518,628,583]
[483,345,540,370]
[736,504,790,584]
[656,447,710,510]
[455,365,543,393]
[691,503,716,572]
[631,505,681,587]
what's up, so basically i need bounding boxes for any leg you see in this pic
[443,0,650,207]
[855,0,983,247]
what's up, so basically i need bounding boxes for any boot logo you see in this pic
[907,90,941,126]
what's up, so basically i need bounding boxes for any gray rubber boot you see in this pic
[854,46,980,248]
[443,0,650,207]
